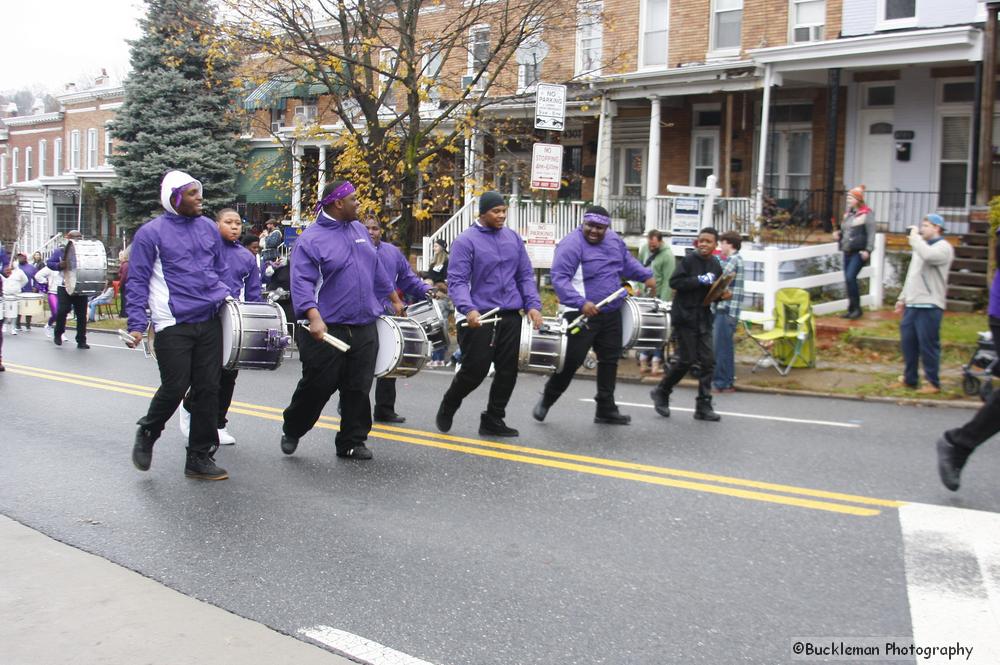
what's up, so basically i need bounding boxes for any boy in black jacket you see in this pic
[650,227,724,421]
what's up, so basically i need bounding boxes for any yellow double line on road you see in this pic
[7,362,902,517]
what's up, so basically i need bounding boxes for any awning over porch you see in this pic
[235,148,291,204]
[243,76,344,111]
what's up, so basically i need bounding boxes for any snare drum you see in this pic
[220,300,290,371]
[375,315,430,378]
[17,293,45,318]
[2,296,18,319]
[518,316,567,374]
[64,240,108,296]
[621,297,670,351]
[405,298,448,352]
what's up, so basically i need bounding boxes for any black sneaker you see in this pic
[436,405,454,433]
[54,336,62,346]
[479,413,519,437]
[337,445,373,460]
[132,427,157,471]
[374,410,406,424]
[594,410,631,425]
[936,436,969,492]
[280,434,299,455]
[184,452,229,480]
[650,389,670,418]
[77,343,91,349]
[532,398,550,422]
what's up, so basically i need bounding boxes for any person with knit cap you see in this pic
[891,213,954,394]
[435,191,543,437]
[127,170,232,481]
[833,185,875,319]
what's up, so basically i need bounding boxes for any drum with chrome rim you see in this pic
[517,315,567,374]
[17,293,45,318]
[620,297,670,351]
[405,298,448,352]
[375,315,430,378]
[64,240,108,297]
[2,296,18,319]
[220,300,290,370]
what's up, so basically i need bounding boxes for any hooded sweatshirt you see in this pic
[551,226,652,313]
[290,211,395,325]
[126,171,230,333]
[447,222,542,318]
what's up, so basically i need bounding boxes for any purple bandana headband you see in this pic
[314,181,356,214]
[172,182,200,210]
[583,212,611,226]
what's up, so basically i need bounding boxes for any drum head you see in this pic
[620,297,640,349]
[374,316,403,377]
[63,241,77,295]
[219,300,239,366]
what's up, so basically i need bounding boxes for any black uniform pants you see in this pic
[182,367,239,429]
[283,321,377,453]
[542,309,622,412]
[656,323,714,403]
[946,387,1000,453]
[138,319,222,454]
[374,377,397,416]
[54,286,88,344]
[440,310,521,419]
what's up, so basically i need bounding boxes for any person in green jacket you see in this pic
[637,229,675,374]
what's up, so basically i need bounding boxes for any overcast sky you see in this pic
[2,0,146,93]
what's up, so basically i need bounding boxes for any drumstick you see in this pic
[567,287,627,334]
[117,329,140,349]
[459,306,501,327]
[298,321,351,352]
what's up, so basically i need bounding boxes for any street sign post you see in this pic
[534,83,567,132]
[530,143,563,191]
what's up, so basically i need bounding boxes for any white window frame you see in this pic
[709,0,742,58]
[70,130,81,171]
[104,126,113,165]
[639,0,669,69]
[789,0,824,44]
[516,16,545,93]
[935,78,974,209]
[25,147,33,181]
[690,103,721,187]
[11,148,18,184]
[0,153,6,188]
[467,25,491,90]
[611,144,647,197]
[87,128,98,169]
[293,103,318,124]
[876,0,918,31]
[422,44,444,100]
[575,1,603,76]
[39,139,47,178]
[54,138,63,176]
[862,82,896,109]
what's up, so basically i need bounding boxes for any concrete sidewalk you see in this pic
[0,515,353,665]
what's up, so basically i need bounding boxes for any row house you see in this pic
[0,74,122,253]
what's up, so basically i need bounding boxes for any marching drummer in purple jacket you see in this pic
[533,206,656,425]
[47,229,90,348]
[279,181,401,461]
[127,170,232,481]
[435,192,543,437]
[364,218,434,424]
[178,208,262,446]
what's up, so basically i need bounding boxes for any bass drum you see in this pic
[64,240,108,296]
[517,315,567,374]
[405,298,449,352]
[220,300,291,370]
[375,315,430,378]
[621,297,670,351]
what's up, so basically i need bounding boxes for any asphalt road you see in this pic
[1,328,998,664]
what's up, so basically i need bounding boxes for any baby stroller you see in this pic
[961,331,998,401]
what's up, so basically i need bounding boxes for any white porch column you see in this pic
[754,63,774,233]
[291,142,303,223]
[644,95,661,232]
[593,96,615,207]
[317,145,327,203]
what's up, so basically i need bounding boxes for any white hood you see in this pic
[160,170,202,215]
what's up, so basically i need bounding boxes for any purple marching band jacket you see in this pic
[550,226,653,314]
[289,211,395,326]
[447,222,542,318]
[220,240,262,303]
[125,172,231,334]
[374,241,428,314]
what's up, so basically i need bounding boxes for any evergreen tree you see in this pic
[110,0,245,227]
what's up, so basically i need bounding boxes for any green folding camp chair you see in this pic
[742,287,816,376]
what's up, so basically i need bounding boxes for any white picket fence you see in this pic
[670,234,887,328]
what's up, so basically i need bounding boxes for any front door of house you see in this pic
[858,108,894,225]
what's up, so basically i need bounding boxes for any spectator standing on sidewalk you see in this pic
[712,231,744,392]
[261,219,282,262]
[891,214,954,394]
[637,229,674,375]
[833,185,875,319]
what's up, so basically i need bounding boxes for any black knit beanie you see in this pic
[479,191,506,215]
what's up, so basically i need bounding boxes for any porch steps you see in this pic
[945,210,989,312]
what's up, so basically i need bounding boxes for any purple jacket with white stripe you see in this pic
[221,240,262,303]
[125,213,230,333]
[375,241,428,313]
[550,227,652,312]
[447,222,541,316]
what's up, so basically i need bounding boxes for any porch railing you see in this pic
[608,195,754,236]
[761,189,972,235]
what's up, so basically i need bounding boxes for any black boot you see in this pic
[650,388,670,418]
[936,436,971,491]
[184,451,229,480]
[594,407,631,425]
[479,412,519,437]
[436,403,456,433]
[694,399,721,422]
[132,426,158,471]
[373,409,406,424]
[532,398,550,422]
